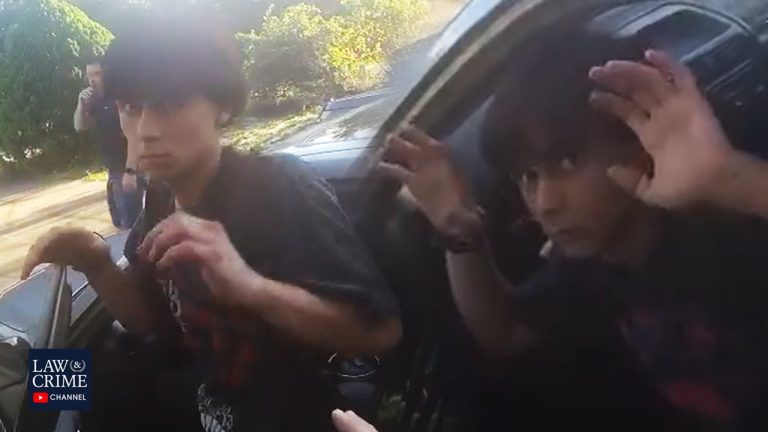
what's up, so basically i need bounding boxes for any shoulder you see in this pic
[223,149,333,202]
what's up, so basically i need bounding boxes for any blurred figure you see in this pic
[74,57,145,230]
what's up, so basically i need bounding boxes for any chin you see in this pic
[556,241,600,259]
[141,163,180,182]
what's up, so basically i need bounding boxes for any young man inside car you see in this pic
[382,29,768,430]
[20,12,401,432]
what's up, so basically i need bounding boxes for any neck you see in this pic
[170,146,222,210]
[600,206,660,270]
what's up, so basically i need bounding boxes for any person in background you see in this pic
[25,12,400,432]
[383,28,768,430]
[74,56,145,230]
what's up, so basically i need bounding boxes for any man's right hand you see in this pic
[380,126,479,236]
[78,87,95,109]
[20,227,112,280]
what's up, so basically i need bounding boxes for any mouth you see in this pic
[547,227,584,243]
[140,153,172,162]
[139,154,173,170]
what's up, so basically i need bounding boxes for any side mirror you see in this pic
[0,265,72,432]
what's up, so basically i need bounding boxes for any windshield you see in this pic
[387,0,499,101]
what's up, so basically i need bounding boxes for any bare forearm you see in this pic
[446,242,537,358]
[86,263,155,335]
[710,151,768,219]
[233,273,401,356]
[125,136,139,170]
[73,103,92,131]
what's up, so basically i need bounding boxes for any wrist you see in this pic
[223,268,270,311]
[76,239,113,275]
[436,206,487,253]
[708,150,768,215]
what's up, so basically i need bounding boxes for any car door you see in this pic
[0,233,127,432]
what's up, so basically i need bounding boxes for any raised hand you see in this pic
[380,126,480,237]
[589,49,736,209]
[79,87,95,109]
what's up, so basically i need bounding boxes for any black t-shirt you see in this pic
[510,213,768,430]
[124,148,399,432]
[87,94,127,171]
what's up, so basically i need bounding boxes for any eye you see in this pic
[559,157,575,171]
[516,169,539,187]
[147,99,185,116]
[123,102,143,116]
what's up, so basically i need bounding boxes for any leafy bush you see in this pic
[239,4,336,109]
[326,0,429,91]
[239,0,428,109]
[0,0,112,172]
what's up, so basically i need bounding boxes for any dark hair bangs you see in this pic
[102,17,246,117]
[481,25,644,175]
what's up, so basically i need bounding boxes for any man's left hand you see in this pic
[138,212,260,306]
[589,49,736,209]
[122,172,138,192]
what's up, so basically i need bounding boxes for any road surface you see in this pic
[0,178,117,293]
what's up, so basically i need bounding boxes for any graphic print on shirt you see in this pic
[198,384,234,432]
[618,307,735,421]
[158,275,187,333]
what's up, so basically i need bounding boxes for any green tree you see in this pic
[0,0,112,171]
[325,0,428,91]
[239,4,336,110]
[239,0,428,108]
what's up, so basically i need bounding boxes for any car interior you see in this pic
[2,1,768,431]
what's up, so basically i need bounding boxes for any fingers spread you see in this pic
[378,162,414,183]
[590,61,670,110]
[385,134,420,167]
[400,125,439,148]
[607,164,651,199]
[589,91,648,131]
[644,49,697,91]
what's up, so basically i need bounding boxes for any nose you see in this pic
[530,175,566,220]
[137,108,163,147]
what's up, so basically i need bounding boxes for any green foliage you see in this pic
[239,4,336,107]
[0,0,112,172]
[69,0,342,34]
[326,0,429,91]
[225,108,320,153]
[239,0,428,108]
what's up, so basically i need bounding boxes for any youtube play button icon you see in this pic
[33,392,49,404]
